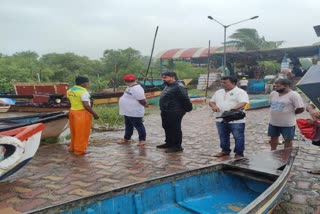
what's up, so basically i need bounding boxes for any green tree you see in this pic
[101,48,146,88]
[226,28,285,51]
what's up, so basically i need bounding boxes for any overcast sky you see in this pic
[1,0,320,59]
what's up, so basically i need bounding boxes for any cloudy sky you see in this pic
[1,0,319,59]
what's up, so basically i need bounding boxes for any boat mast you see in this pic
[143,26,159,86]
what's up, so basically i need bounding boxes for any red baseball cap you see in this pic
[123,74,136,81]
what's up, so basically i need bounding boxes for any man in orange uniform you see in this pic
[67,76,99,155]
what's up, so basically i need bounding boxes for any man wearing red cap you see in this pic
[119,74,148,146]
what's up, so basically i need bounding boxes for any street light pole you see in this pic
[207,15,259,75]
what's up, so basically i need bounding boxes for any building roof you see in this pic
[210,45,320,63]
[155,47,237,59]
[155,45,320,62]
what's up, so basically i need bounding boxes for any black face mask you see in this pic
[276,88,286,93]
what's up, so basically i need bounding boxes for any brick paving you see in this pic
[1,105,320,213]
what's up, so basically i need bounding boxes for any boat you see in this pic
[0,123,45,181]
[0,105,10,113]
[91,87,161,106]
[8,102,70,112]
[0,111,69,140]
[189,95,206,103]
[32,148,297,214]
[246,95,270,110]
[3,82,71,112]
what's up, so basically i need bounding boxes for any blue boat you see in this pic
[247,95,270,110]
[32,148,297,214]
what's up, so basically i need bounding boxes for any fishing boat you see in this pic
[8,102,70,112]
[246,95,270,110]
[0,123,45,181]
[32,148,297,214]
[91,87,162,106]
[3,82,71,112]
[189,95,206,103]
[0,111,69,140]
[0,105,10,113]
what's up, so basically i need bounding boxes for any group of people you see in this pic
[66,69,319,165]
[66,71,192,155]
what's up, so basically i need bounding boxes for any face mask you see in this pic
[276,88,286,93]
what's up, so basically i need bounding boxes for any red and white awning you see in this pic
[155,47,237,59]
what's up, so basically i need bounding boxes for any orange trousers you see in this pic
[69,110,92,155]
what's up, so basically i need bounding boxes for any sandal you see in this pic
[213,152,230,157]
[307,169,320,174]
[137,141,145,146]
[118,139,131,144]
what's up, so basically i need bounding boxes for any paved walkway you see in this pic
[1,105,320,213]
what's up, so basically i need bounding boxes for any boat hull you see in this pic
[32,149,296,214]
[0,112,69,140]
[92,90,161,105]
[0,123,45,181]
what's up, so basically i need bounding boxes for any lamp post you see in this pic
[207,15,259,75]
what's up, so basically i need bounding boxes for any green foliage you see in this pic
[226,28,285,51]
[299,58,312,70]
[41,137,59,145]
[165,61,207,80]
[258,61,280,75]
[93,105,124,128]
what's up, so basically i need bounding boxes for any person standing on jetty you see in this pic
[268,78,304,150]
[119,74,148,146]
[67,76,99,155]
[209,76,249,158]
[156,71,192,153]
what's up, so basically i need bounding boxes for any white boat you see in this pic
[0,105,10,113]
[0,123,45,181]
[0,111,68,140]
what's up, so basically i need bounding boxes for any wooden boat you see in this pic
[246,95,270,110]
[8,103,70,112]
[0,111,69,140]
[33,148,297,214]
[0,105,10,113]
[189,95,206,103]
[91,87,161,105]
[0,123,45,181]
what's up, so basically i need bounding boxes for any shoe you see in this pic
[137,141,145,146]
[234,154,244,159]
[118,139,131,144]
[165,147,184,153]
[156,144,170,149]
[307,169,320,174]
[213,152,230,157]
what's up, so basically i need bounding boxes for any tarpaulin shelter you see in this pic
[296,64,320,110]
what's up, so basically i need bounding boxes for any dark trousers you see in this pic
[124,116,146,141]
[216,122,245,156]
[161,111,185,148]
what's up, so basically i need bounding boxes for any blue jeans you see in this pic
[124,116,146,141]
[216,122,245,156]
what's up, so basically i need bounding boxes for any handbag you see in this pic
[296,119,316,140]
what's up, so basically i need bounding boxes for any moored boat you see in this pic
[31,148,297,214]
[0,111,69,140]
[0,105,10,113]
[0,123,45,181]
[91,87,161,106]
[246,95,270,110]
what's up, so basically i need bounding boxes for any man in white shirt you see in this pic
[268,78,304,150]
[209,76,249,158]
[119,74,148,146]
